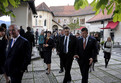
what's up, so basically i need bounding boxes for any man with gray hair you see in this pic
[5,24,31,83]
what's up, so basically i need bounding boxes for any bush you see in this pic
[100,41,105,45]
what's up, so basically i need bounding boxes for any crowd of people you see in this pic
[0,23,113,83]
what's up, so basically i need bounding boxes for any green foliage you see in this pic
[74,0,121,22]
[100,41,105,45]
[68,18,81,30]
[0,0,29,17]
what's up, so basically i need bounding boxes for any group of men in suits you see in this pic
[4,24,97,83]
[57,27,97,83]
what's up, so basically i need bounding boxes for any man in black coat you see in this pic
[5,25,31,83]
[58,27,77,83]
[56,30,64,73]
[74,28,97,83]
[19,26,25,37]
[24,26,35,55]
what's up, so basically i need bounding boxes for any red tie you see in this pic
[83,38,86,49]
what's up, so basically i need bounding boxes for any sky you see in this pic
[35,0,93,7]
[0,0,93,21]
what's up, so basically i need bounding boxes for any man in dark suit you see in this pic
[5,25,31,83]
[74,28,97,83]
[56,30,64,73]
[24,26,35,55]
[58,27,77,83]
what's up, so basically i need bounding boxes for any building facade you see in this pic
[33,2,96,33]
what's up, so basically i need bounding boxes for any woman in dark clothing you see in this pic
[103,37,112,68]
[90,33,100,72]
[0,27,10,83]
[43,31,54,74]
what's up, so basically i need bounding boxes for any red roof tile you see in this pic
[50,5,95,16]
[87,9,114,23]
[36,2,51,12]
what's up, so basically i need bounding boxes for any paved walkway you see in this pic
[1,47,121,83]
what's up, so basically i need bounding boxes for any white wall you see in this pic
[114,22,121,42]
[32,11,53,31]
[10,2,29,30]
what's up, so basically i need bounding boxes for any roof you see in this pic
[27,0,37,14]
[50,5,95,17]
[21,0,36,14]
[36,2,52,12]
[86,9,114,23]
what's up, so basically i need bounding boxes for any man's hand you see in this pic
[89,58,93,65]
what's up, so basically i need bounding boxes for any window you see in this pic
[58,19,60,23]
[74,20,76,23]
[44,20,46,26]
[39,20,41,26]
[80,19,85,24]
[35,19,37,26]
[64,19,67,24]
[39,15,42,18]
[64,19,67,22]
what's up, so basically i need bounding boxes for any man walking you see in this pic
[5,25,31,83]
[74,28,97,83]
[58,27,77,83]
[35,29,39,44]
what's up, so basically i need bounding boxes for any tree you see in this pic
[68,18,81,30]
[0,0,28,17]
[74,0,121,22]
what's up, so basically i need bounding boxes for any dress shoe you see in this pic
[46,72,50,75]
[67,81,71,83]
[59,70,63,73]
[46,68,48,70]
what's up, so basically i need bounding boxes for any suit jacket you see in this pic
[76,36,97,61]
[5,36,31,76]
[0,37,7,65]
[24,31,35,47]
[43,37,54,51]
[58,35,77,56]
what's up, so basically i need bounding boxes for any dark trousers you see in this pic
[104,52,111,67]
[39,44,44,58]
[10,72,24,83]
[35,37,38,44]
[63,53,73,83]
[59,53,64,71]
[78,59,90,83]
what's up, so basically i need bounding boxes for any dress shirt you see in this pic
[83,36,89,47]
[11,34,20,47]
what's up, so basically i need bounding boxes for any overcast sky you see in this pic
[35,0,93,7]
[0,0,93,21]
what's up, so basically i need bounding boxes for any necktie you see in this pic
[11,39,15,47]
[83,38,86,49]
[64,36,68,53]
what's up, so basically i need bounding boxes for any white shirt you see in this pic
[0,37,3,40]
[11,34,20,47]
[64,35,70,53]
[83,36,89,47]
